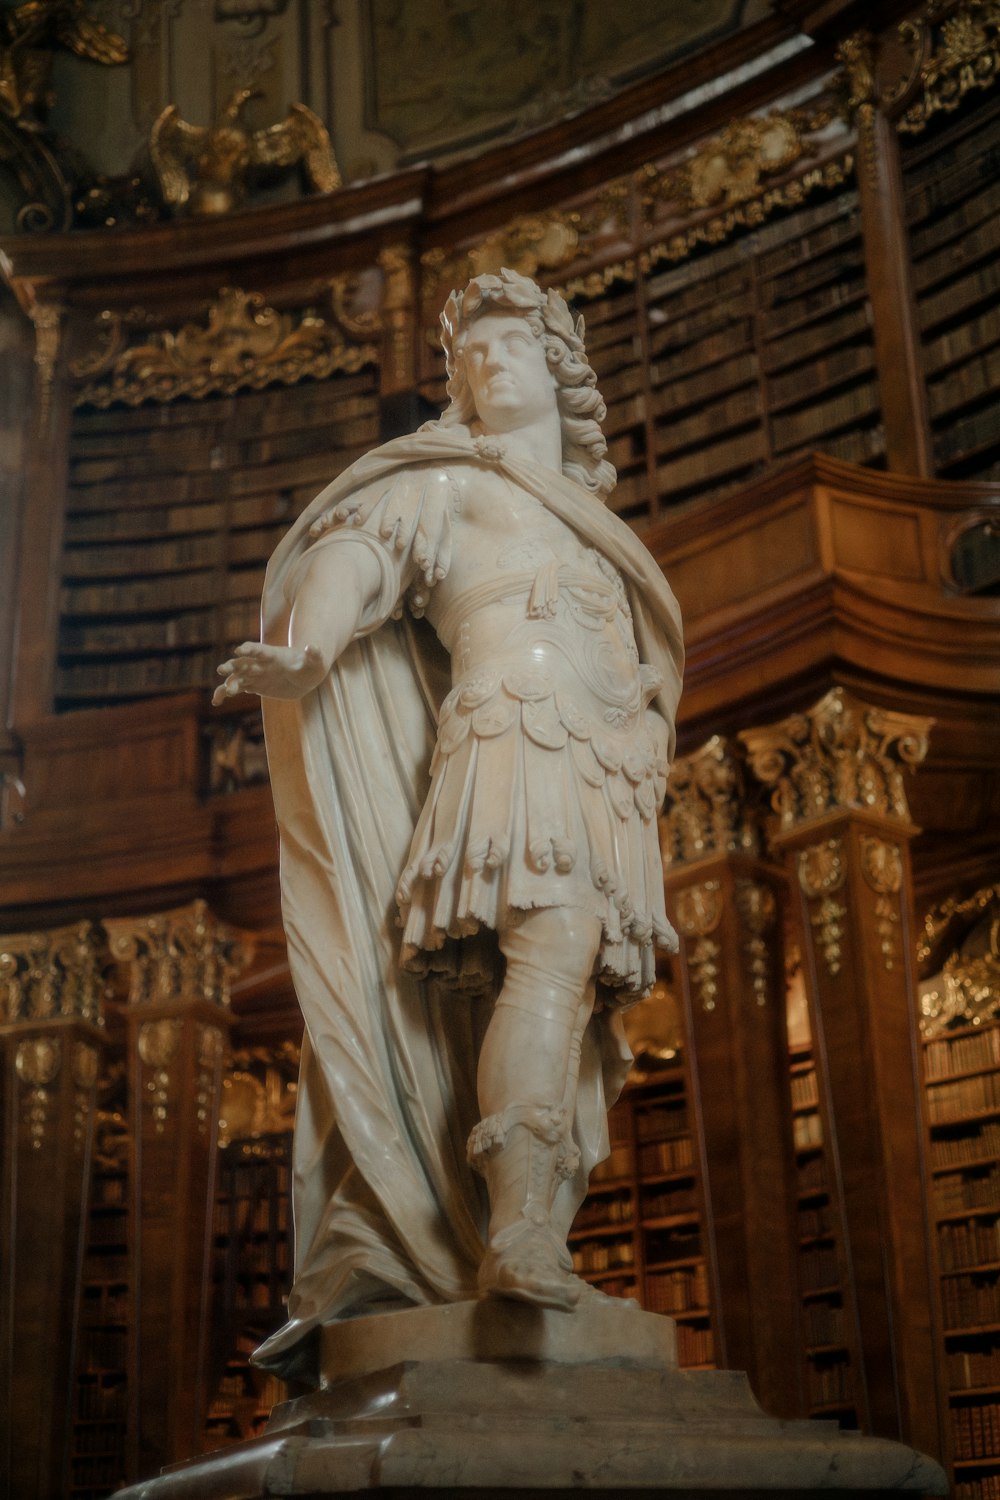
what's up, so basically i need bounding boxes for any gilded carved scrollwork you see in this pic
[15,1035,61,1149]
[918,884,1000,1034]
[860,836,904,972]
[661,735,759,867]
[740,687,932,832]
[673,880,723,1013]
[734,879,778,1007]
[837,31,879,188]
[105,899,251,1010]
[895,0,1000,133]
[0,921,105,1026]
[641,107,832,216]
[72,285,379,409]
[137,1017,183,1136]
[798,838,848,979]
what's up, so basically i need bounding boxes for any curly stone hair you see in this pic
[438,267,616,502]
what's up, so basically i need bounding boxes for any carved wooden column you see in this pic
[105,901,249,1482]
[838,30,933,477]
[0,921,105,1500]
[662,737,805,1419]
[741,687,944,1459]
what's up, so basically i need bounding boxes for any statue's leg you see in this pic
[469,906,601,1311]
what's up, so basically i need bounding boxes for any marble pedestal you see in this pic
[111,1300,946,1499]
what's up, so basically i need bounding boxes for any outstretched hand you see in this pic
[212,642,327,705]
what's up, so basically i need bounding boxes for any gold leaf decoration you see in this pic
[641,108,831,217]
[919,884,1000,1034]
[662,735,759,868]
[105,899,252,1009]
[740,687,933,831]
[897,0,1000,134]
[0,922,105,1026]
[73,286,378,409]
[735,879,778,1007]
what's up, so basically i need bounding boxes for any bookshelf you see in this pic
[58,370,379,711]
[203,1133,294,1452]
[572,1064,715,1368]
[924,1017,1000,1493]
[789,1043,859,1426]
[70,1114,130,1500]
[902,90,1000,483]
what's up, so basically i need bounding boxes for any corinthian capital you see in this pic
[0,921,104,1027]
[661,735,759,867]
[104,899,252,1009]
[739,687,932,831]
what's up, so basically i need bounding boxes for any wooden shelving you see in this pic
[57,371,379,711]
[924,1016,1000,1491]
[903,90,1000,484]
[788,1045,859,1429]
[69,1118,130,1500]
[572,1064,715,1368]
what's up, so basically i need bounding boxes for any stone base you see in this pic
[111,1301,947,1499]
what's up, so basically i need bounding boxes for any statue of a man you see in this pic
[215,269,683,1376]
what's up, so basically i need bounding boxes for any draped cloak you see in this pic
[253,423,684,1378]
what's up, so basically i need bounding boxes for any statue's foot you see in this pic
[479,1225,581,1313]
[570,1275,640,1310]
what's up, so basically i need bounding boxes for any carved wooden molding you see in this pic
[673,880,723,1014]
[662,735,759,867]
[860,836,904,972]
[0,921,105,1026]
[104,899,251,1009]
[740,686,933,831]
[71,284,379,409]
[797,838,848,979]
[895,0,1000,133]
[918,883,1000,1034]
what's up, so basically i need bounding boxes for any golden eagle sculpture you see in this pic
[150,87,340,217]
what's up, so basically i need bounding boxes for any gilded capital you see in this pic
[0,921,105,1027]
[739,687,932,831]
[104,899,252,1010]
[661,735,759,867]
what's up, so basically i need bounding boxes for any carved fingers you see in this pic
[212,642,325,704]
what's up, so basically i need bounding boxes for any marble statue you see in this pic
[214,268,684,1378]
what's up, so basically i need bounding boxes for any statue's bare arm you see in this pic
[213,541,385,704]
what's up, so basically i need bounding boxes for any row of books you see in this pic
[635,1104,689,1143]
[948,1346,1000,1392]
[637,1135,695,1176]
[656,386,762,459]
[645,1261,709,1315]
[79,1328,127,1371]
[910,174,1000,263]
[66,500,227,543]
[807,1356,853,1407]
[925,1028,1000,1081]
[63,532,223,579]
[794,1112,824,1152]
[69,1455,126,1492]
[803,1299,845,1348]
[572,1192,633,1230]
[800,1246,840,1293]
[73,1421,127,1455]
[936,1167,1000,1216]
[930,1121,1000,1171]
[937,1218,1000,1274]
[937,401,1000,468]
[930,339,1000,422]
[791,1071,820,1110]
[927,1072,1000,1125]
[798,1204,834,1241]
[954,1401,1000,1461]
[675,1323,714,1365]
[642,1183,698,1220]
[941,1273,1000,1331]
[61,610,216,656]
[87,1213,127,1246]
[656,424,768,497]
[647,1227,702,1263]
[956,1479,1000,1500]
[797,1153,828,1195]
[772,377,879,453]
[81,1286,128,1324]
[925,302,1000,380]
[913,214,1000,299]
[571,1238,635,1274]
[56,651,217,699]
[919,257,1000,338]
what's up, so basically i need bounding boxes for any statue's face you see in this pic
[460,312,558,435]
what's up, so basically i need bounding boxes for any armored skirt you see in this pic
[397,564,674,999]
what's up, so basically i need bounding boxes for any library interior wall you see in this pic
[1,3,999,1497]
